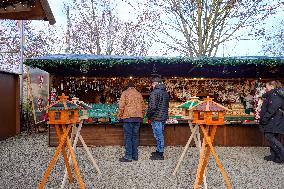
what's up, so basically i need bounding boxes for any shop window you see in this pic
[54,112,61,120]
[212,112,219,121]
[198,112,205,120]
[69,111,75,119]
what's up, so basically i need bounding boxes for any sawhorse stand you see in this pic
[38,124,85,189]
[172,120,208,189]
[194,124,232,189]
[61,120,101,188]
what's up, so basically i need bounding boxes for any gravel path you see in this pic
[0,133,283,189]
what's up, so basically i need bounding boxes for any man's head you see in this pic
[151,77,162,88]
[127,80,135,88]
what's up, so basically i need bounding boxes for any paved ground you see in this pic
[0,133,283,189]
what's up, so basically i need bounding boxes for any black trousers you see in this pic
[264,132,284,160]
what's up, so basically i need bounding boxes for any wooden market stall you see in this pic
[24,55,284,147]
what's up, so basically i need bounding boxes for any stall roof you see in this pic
[24,54,284,78]
[0,0,55,25]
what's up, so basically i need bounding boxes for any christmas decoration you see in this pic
[25,55,284,68]
[0,0,36,10]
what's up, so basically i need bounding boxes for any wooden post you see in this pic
[197,125,217,186]
[172,123,198,176]
[194,125,233,189]
[194,125,209,189]
[38,124,72,189]
[62,125,85,189]
[61,121,101,189]
[54,125,74,183]
[172,120,208,189]
[200,125,232,189]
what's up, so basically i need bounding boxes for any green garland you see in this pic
[24,56,284,70]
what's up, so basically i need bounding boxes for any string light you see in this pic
[0,0,36,10]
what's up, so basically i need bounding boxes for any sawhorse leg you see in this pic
[61,121,101,189]
[172,121,208,189]
[62,125,85,189]
[38,124,72,189]
[172,122,198,176]
[55,125,74,184]
[194,125,232,189]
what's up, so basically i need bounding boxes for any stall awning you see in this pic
[0,0,55,25]
[24,54,284,78]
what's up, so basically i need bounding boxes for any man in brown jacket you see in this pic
[117,80,145,162]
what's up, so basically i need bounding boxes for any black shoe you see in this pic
[272,158,284,164]
[150,154,164,160]
[150,152,164,160]
[132,157,138,161]
[264,155,276,161]
[119,157,132,162]
[151,151,159,156]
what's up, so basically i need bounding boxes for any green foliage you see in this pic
[21,101,48,133]
[24,56,284,71]
[21,101,35,133]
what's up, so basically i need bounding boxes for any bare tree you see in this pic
[132,0,283,57]
[0,20,65,73]
[262,20,284,56]
[65,0,151,56]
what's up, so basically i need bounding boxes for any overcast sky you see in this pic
[46,0,284,57]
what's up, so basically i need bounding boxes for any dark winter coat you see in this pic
[259,88,284,134]
[146,84,170,121]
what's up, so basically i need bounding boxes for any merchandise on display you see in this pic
[49,77,272,125]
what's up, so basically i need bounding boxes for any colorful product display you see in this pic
[50,77,269,125]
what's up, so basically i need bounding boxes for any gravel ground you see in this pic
[0,133,284,189]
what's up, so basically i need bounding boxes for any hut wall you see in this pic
[0,71,20,140]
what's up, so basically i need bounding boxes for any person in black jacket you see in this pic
[260,81,284,163]
[147,76,170,160]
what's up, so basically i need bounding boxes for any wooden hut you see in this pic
[0,70,20,140]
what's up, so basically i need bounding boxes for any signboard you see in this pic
[28,67,49,124]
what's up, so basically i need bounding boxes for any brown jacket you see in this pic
[117,87,145,119]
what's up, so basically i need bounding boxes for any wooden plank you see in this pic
[48,123,270,147]
[0,72,19,140]
[139,124,156,146]
[171,124,191,146]
[225,124,264,146]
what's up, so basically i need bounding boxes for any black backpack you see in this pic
[276,88,284,99]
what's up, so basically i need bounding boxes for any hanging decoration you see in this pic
[49,76,284,124]
[80,64,90,74]
[253,81,266,121]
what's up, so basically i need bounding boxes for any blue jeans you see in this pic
[123,122,140,160]
[151,121,165,153]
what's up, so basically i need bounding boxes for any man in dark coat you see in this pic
[147,77,170,160]
[260,81,284,163]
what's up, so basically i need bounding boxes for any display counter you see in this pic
[48,123,284,147]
